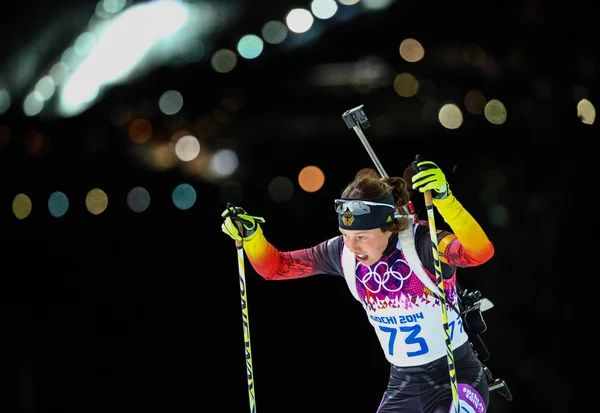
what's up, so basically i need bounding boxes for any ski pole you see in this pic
[415,154,460,413]
[228,204,258,413]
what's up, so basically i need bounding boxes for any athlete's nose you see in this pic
[345,239,361,255]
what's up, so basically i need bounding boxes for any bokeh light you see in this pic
[261,20,288,44]
[268,176,294,202]
[158,90,184,115]
[85,188,108,215]
[394,73,419,97]
[237,34,264,59]
[129,118,153,143]
[13,193,33,220]
[127,186,151,213]
[48,191,70,218]
[438,103,463,130]
[285,8,314,34]
[464,90,487,115]
[210,149,238,177]
[211,49,238,73]
[172,183,196,210]
[298,165,325,192]
[484,99,508,125]
[174,135,201,162]
[577,98,595,125]
[399,38,425,63]
[311,0,338,20]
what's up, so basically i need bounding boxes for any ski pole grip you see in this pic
[235,222,244,248]
[424,190,433,207]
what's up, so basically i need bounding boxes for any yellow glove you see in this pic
[221,204,265,242]
[411,159,450,200]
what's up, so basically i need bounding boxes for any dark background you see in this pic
[0,0,592,412]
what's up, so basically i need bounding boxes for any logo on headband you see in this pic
[342,210,354,226]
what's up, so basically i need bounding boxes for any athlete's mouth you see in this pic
[357,254,367,259]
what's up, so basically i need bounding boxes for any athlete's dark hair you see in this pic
[340,168,411,233]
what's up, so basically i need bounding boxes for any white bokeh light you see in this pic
[174,135,200,161]
[210,149,238,177]
[311,0,338,19]
[285,8,314,33]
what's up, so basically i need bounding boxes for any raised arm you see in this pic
[221,205,343,280]
[411,160,494,268]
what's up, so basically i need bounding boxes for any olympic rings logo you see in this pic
[356,259,412,294]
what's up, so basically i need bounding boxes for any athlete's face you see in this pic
[339,227,393,266]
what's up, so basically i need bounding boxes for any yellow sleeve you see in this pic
[432,193,494,265]
[241,226,283,279]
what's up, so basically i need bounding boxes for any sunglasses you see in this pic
[334,199,395,215]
